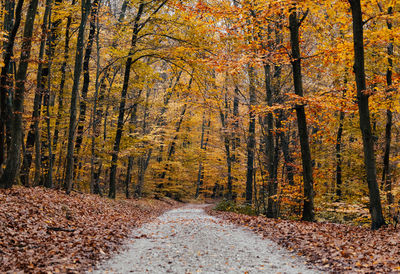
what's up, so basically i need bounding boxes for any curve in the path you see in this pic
[91,205,319,273]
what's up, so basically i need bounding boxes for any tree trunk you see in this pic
[20,0,53,186]
[349,0,385,229]
[245,65,256,205]
[74,0,99,176]
[52,0,75,153]
[90,0,102,194]
[289,8,315,222]
[109,2,145,198]
[0,0,39,188]
[0,0,24,176]
[264,63,278,218]
[134,88,151,197]
[124,91,141,199]
[0,0,16,167]
[195,113,210,199]
[380,4,394,205]
[64,0,92,194]
[335,109,345,200]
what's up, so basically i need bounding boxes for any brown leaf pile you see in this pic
[209,209,400,273]
[0,186,179,273]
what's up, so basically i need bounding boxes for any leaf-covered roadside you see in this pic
[0,187,180,273]
[208,209,400,273]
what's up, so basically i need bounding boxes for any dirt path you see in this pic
[91,205,319,273]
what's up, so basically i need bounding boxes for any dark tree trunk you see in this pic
[264,64,278,218]
[232,87,240,154]
[0,0,23,176]
[0,0,39,188]
[74,0,99,175]
[64,0,92,194]
[90,1,102,194]
[349,0,385,229]
[52,0,75,153]
[281,126,295,186]
[124,91,141,199]
[21,0,53,186]
[380,4,394,205]
[289,9,315,222]
[109,2,145,198]
[219,105,232,200]
[335,109,345,199]
[0,0,17,167]
[134,88,151,197]
[195,113,210,199]
[245,66,256,205]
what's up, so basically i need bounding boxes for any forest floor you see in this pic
[0,186,180,273]
[208,209,400,273]
[3,189,400,273]
[91,204,319,273]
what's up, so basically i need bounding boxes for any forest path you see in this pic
[91,204,319,273]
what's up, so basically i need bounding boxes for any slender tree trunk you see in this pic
[195,113,209,199]
[335,109,345,200]
[0,0,39,188]
[349,0,385,229]
[134,88,151,197]
[124,91,141,198]
[0,0,23,176]
[245,65,256,205]
[0,0,16,167]
[109,2,145,198]
[281,125,295,186]
[264,63,278,218]
[74,0,99,177]
[90,0,102,194]
[21,0,53,186]
[52,0,75,152]
[379,4,394,205]
[64,0,92,194]
[289,8,314,222]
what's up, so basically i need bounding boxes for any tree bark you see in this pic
[0,0,17,167]
[245,65,256,205]
[379,4,394,205]
[74,0,99,175]
[64,0,92,194]
[335,109,345,199]
[109,2,145,198]
[348,0,385,230]
[289,8,315,222]
[124,90,141,198]
[0,0,24,175]
[52,0,75,153]
[20,0,53,186]
[0,0,40,188]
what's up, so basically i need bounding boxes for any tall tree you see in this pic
[0,0,40,188]
[245,65,256,205]
[108,1,145,198]
[378,2,394,205]
[64,0,92,193]
[348,0,385,230]
[288,7,314,222]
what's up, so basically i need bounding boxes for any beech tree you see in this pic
[348,0,385,230]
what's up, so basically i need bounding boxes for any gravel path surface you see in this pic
[91,205,319,273]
